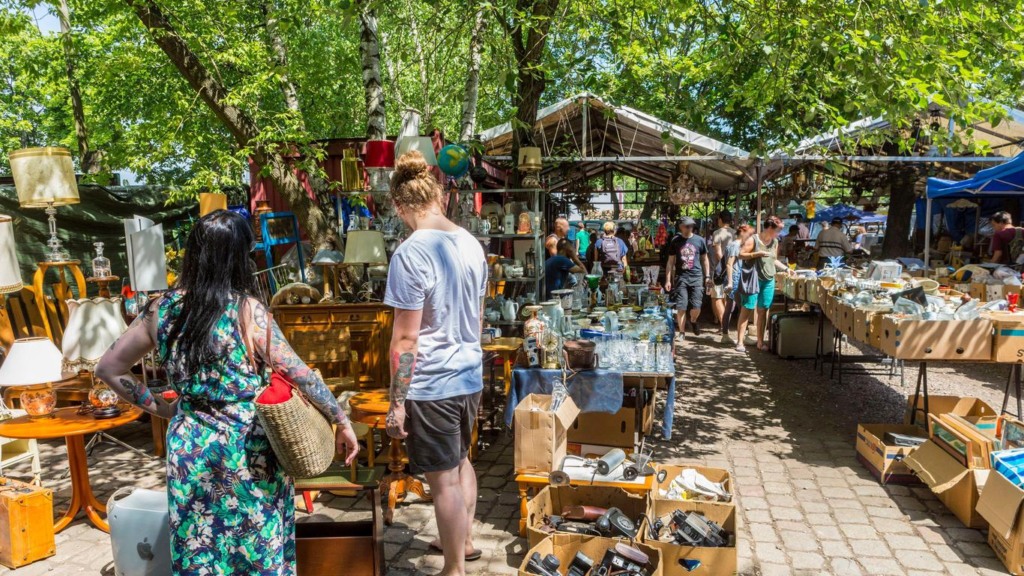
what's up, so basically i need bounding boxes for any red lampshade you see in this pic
[364,140,395,168]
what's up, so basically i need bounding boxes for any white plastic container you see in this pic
[108,488,171,576]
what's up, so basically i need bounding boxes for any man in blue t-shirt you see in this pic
[545,238,584,298]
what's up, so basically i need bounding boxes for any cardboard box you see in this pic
[989,313,1024,363]
[904,395,996,429]
[879,317,993,361]
[904,440,989,529]
[852,308,889,347]
[519,534,663,576]
[855,424,926,485]
[652,465,733,505]
[837,302,856,337]
[971,283,1022,303]
[566,443,634,458]
[928,413,994,470]
[524,485,650,548]
[514,394,581,474]
[642,499,737,576]
[978,469,1024,575]
[568,394,654,448]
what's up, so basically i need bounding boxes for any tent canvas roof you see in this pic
[479,94,755,190]
[927,151,1024,199]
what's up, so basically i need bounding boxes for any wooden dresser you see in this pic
[271,303,394,389]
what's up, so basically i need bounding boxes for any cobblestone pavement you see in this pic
[0,331,1017,574]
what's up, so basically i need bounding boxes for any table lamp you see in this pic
[364,140,395,214]
[0,215,22,296]
[61,298,128,418]
[9,147,80,262]
[344,230,387,301]
[0,337,70,418]
[395,137,438,166]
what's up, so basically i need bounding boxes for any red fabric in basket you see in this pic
[256,372,293,405]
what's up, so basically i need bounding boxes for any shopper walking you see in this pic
[545,216,570,256]
[96,210,359,576]
[722,224,754,346]
[596,221,630,278]
[545,238,585,298]
[665,217,710,345]
[383,151,488,576]
[575,221,590,259]
[736,216,790,352]
[708,211,736,335]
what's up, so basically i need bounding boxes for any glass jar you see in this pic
[91,241,111,278]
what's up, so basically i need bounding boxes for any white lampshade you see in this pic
[0,215,22,294]
[61,298,128,372]
[395,137,438,167]
[312,249,344,265]
[343,231,388,265]
[0,338,70,386]
[9,147,80,208]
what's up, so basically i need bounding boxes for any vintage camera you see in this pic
[524,552,561,576]
[669,510,728,548]
[566,551,595,576]
[594,543,650,576]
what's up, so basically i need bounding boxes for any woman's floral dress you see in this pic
[157,293,295,575]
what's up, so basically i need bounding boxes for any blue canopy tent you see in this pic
[811,204,865,223]
[923,152,1024,263]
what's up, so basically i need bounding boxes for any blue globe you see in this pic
[438,144,471,178]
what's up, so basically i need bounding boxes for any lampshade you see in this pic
[518,147,542,169]
[199,193,227,216]
[61,298,128,372]
[396,137,438,167]
[0,215,22,294]
[341,148,364,192]
[343,230,388,265]
[364,140,395,168]
[312,249,344,265]
[9,147,80,208]
[0,338,70,386]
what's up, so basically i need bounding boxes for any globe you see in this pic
[438,144,471,178]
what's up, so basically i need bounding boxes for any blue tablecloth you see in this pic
[504,368,624,427]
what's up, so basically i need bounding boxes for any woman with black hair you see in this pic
[97,210,359,575]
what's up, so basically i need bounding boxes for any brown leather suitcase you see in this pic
[0,477,55,568]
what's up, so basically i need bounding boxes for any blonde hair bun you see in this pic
[390,150,443,212]
[393,150,431,181]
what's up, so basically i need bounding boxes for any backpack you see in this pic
[599,237,623,271]
[1010,228,1024,264]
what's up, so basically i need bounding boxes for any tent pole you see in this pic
[756,162,764,233]
[924,198,933,266]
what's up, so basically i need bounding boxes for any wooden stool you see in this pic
[349,390,430,524]
[483,337,522,396]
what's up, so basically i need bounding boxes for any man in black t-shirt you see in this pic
[665,217,710,344]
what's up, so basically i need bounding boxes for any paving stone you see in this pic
[791,551,826,570]
[821,539,854,558]
[780,530,820,551]
[830,556,864,575]
[849,538,892,558]
[895,549,947,572]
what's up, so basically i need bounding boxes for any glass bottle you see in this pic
[91,241,111,278]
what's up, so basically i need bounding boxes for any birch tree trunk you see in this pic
[262,1,304,130]
[459,4,487,142]
[126,0,335,248]
[408,5,431,127]
[359,6,387,140]
[56,0,99,173]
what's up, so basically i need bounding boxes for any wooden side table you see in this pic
[349,390,431,524]
[483,337,522,396]
[86,275,119,298]
[0,406,143,532]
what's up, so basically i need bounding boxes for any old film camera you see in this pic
[525,542,652,576]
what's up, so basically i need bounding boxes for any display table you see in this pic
[505,368,676,442]
[348,390,430,524]
[482,337,522,395]
[0,406,142,532]
[514,472,654,536]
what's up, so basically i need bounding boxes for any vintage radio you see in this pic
[0,477,55,568]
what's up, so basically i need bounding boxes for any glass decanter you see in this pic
[91,241,111,278]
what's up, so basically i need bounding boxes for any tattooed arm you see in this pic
[96,299,176,419]
[245,299,359,464]
[385,308,423,439]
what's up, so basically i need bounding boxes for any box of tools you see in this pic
[524,485,650,548]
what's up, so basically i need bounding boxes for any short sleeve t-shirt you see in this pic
[384,228,487,401]
[992,227,1019,264]
[669,234,708,286]
[577,230,591,256]
[710,227,736,274]
[726,240,741,287]
[544,255,576,297]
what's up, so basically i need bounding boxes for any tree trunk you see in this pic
[126,0,335,248]
[509,0,561,187]
[359,7,386,140]
[607,172,620,219]
[459,4,486,142]
[408,5,431,127]
[262,1,304,130]
[56,0,100,174]
[882,166,918,259]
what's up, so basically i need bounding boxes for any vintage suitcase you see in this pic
[770,312,832,359]
[0,477,55,569]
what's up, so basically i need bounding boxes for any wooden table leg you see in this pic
[380,436,431,525]
[57,435,109,533]
[503,354,514,396]
[518,482,529,537]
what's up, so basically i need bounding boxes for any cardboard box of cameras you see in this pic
[525,485,650,549]
[519,534,664,576]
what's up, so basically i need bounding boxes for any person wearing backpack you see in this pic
[596,221,630,278]
[989,211,1024,265]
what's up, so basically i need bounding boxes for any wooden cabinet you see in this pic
[272,304,394,389]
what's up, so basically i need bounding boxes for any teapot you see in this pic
[485,309,501,323]
[501,300,520,322]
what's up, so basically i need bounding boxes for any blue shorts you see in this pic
[740,278,775,310]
